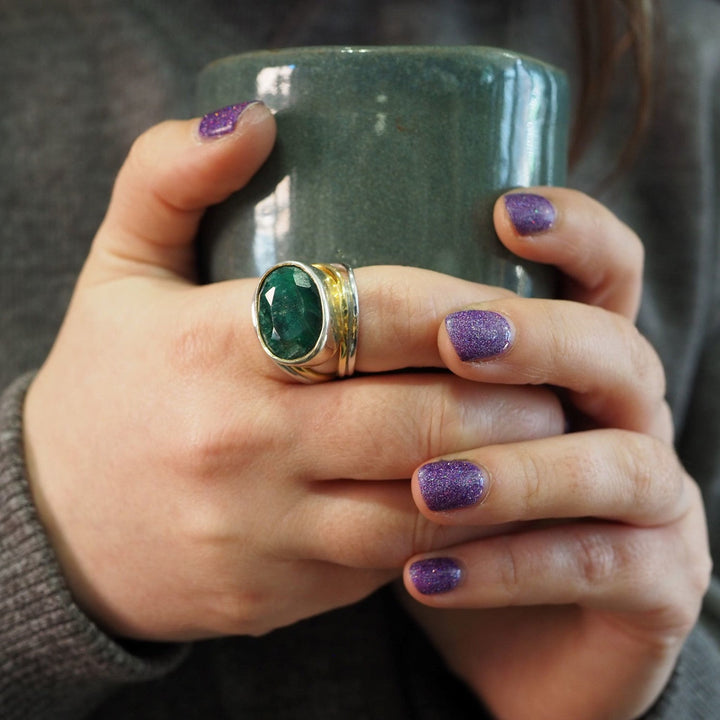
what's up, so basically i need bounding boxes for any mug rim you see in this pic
[202,45,565,77]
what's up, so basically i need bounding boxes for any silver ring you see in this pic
[252,261,359,383]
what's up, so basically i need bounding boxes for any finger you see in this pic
[86,102,276,282]
[439,298,668,434]
[279,479,517,570]
[144,279,564,480]
[411,429,688,527]
[200,560,398,640]
[160,267,511,382]
[245,265,513,381]
[178,267,510,394]
[403,514,705,622]
[292,373,565,480]
[495,188,644,319]
[142,557,396,640]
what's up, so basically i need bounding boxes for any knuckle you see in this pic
[309,495,417,570]
[159,388,282,486]
[496,537,523,602]
[125,121,194,212]
[176,418,234,480]
[512,447,545,516]
[153,399,233,484]
[608,225,644,287]
[125,127,153,169]
[423,386,462,459]
[622,433,684,522]
[125,123,167,183]
[361,275,407,348]
[361,270,439,361]
[626,227,645,280]
[689,549,713,599]
[164,299,235,378]
[621,319,666,400]
[682,483,714,595]
[212,588,275,637]
[521,387,566,438]
[576,190,645,282]
[490,386,566,443]
[657,556,710,636]
[573,529,618,589]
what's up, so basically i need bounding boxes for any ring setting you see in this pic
[252,261,359,383]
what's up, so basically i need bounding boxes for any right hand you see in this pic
[23,102,563,641]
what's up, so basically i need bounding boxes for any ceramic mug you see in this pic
[196,46,568,296]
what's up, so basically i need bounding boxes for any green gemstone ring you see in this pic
[252,261,359,383]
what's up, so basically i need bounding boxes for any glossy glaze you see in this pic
[196,46,568,296]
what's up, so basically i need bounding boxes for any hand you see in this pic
[22,105,565,642]
[400,189,712,720]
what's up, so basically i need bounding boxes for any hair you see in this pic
[571,0,658,171]
[270,0,658,173]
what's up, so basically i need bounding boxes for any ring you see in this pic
[252,261,359,383]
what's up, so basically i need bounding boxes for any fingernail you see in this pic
[409,558,463,595]
[418,459,487,512]
[445,310,512,362]
[504,193,556,235]
[199,101,259,139]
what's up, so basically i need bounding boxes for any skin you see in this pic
[21,103,710,717]
[402,189,712,718]
[22,104,563,640]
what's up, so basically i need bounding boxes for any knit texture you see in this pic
[0,375,186,720]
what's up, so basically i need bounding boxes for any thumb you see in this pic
[85,101,276,283]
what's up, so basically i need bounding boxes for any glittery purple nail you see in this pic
[409,558,463,595]
[198,101,258,139]
[418,459,487,512]
[445,310,512,362]
[504,193,556,235]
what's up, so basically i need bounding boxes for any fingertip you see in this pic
[189,100,277,200]
[443,309,514,364]
[415,458,489,516]
[196,100,276,143]
[406,556,465,598]
[495,190,558,241]
[495,187,644,316]
[95,101,277,280]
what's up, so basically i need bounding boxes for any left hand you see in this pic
[400,188,712,720]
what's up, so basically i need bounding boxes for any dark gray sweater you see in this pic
[2,0,720,717]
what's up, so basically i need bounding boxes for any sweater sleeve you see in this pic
[0,374,187,720]
[645,604,720,719]
[647,176,720,716]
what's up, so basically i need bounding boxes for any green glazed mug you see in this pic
[196,46,568,296]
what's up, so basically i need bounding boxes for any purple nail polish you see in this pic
[409,558,463,595]
[418,460,487,512]
[199,101,258,139]
[504,193,556,235]
[445,310,512,362]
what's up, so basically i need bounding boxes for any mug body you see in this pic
[197,46,568,296]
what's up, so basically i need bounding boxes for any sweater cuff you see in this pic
[0,374,187,720]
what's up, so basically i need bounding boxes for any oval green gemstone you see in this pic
[257,265,323,360]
